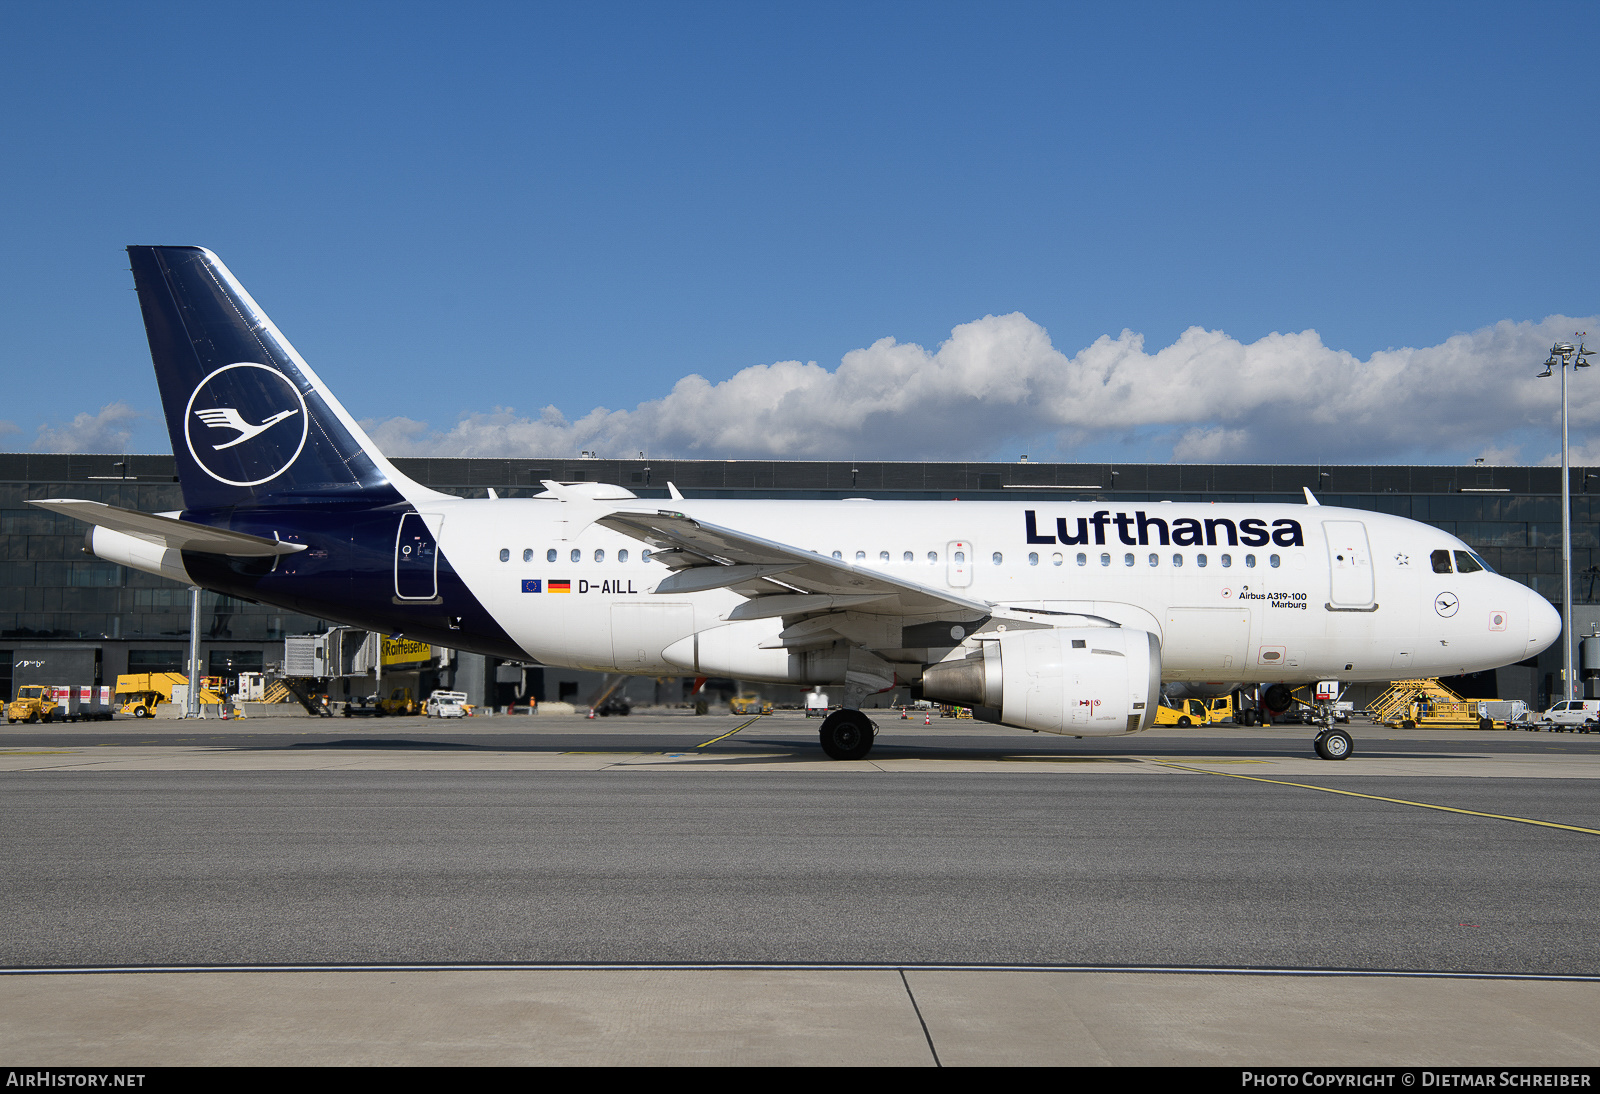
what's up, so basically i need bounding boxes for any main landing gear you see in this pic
[1313,727,1353,761]
[819,708,877,760]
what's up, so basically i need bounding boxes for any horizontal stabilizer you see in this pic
[30,499,307,557]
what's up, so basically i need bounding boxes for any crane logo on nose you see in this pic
[1435,592,1460,617]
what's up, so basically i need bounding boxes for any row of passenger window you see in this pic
[499,548,653,563]
[827,549,1281,569]
[499,546,1281,569]
[834,550,946,562]
[1034,551,1279,569]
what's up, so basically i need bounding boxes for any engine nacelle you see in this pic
[86,526,191,584]
[1262,683,1294,713]
[921,627,1162,736]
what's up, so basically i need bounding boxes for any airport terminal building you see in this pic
[3,450,1597,710]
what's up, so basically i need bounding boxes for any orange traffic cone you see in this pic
[924,712,931,725]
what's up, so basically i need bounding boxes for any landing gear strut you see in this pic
[819,708,877,760]
[1307,681,1352,760]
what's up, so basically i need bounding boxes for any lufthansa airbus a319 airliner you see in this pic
[33,247,1561,760]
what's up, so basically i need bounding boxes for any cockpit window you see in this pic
[1454,550,1483,574]
[1431,550,1453,574]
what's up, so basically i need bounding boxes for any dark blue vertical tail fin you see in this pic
[127,246,438,511]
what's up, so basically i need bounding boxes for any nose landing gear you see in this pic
[1307,680,1353,760]
[1313,726,1353,760]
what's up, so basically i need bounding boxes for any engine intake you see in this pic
[921,627,1162,736]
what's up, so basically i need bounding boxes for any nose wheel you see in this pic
[819,708,877,760]
[1314,728,1353,760]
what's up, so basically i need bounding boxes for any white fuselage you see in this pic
[420,497,1558,686]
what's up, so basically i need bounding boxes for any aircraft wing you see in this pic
[597,509,992,621]
[29,499,307,557]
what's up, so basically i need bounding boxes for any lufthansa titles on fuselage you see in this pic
[1024,510,1306,548]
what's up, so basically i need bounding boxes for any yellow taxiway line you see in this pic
[1157,761,1600,836]
[696,717,763,748]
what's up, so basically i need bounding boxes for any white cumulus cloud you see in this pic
[360,311,1600,465]
[31,402,141,453]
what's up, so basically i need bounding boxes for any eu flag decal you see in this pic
[521,579,542,593]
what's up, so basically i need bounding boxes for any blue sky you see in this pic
[2,2,1596,464]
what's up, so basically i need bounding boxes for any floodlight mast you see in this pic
[1540,335,1593,703]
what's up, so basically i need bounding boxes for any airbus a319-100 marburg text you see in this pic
[33,247,1560,760]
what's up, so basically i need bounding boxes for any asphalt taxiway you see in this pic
[4,713,1598,1065]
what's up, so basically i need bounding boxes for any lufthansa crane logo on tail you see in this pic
[184,363,310,487]
[194,407,301,449]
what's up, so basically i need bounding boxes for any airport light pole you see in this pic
[1538,335,1594,702]
[186,585,202,718]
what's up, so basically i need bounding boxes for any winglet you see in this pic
[667,482,685,501]
[1303,488,1320,506]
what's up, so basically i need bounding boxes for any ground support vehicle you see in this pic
[1471,699,1531,730]
[344,687,421,716]
[7,685,60,723]
[8,687,63,722]
[728,693,764,715]
[596,693,634,716]
[272,677,335,716]
[424,690,469,718]
[1155,695,1238,726]
[114,672,226,718]
[376,687,419,715]
[55,685,115,721]
[6,685,115,723]
[1155,698,1208,726]
[1368,678,1495,729]
[236,672,267,701]
[1525,699,1600,733]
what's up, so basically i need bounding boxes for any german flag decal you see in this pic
[548,580,571,593]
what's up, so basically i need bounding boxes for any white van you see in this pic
[1540,699,1600,727]
[425,690,469,718]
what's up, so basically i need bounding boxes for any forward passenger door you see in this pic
[1323,520,1376,609]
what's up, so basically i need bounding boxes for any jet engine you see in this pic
[920,627,1162,736]
[1262,683,1294,713]
[84,526,190,583]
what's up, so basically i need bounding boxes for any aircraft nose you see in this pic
[1526,589,1562,658]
